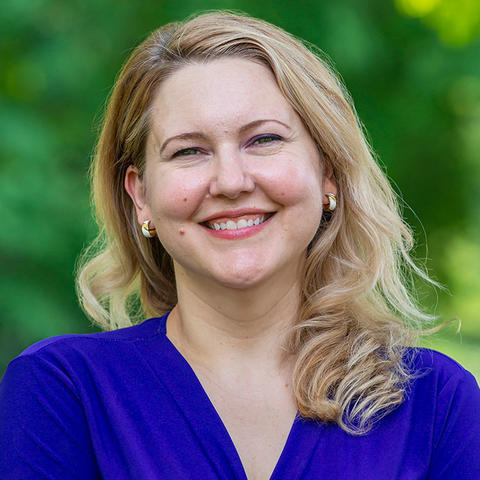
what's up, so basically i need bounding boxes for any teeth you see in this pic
[237,219,248,228]
[209,215,267,231]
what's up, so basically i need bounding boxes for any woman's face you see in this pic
[126,58,336,290]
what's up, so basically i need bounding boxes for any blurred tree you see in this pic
[395,0,480,45]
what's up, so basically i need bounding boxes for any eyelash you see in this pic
[250,134,282,145]
[172,147,202,158]
[171,134,283,158]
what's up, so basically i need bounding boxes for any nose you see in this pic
[208,148,255,199]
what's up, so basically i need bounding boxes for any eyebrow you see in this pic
[159,119,291,154]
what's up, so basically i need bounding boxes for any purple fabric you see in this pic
[1,313,479,479]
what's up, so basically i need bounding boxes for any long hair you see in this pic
[77,11,434,434]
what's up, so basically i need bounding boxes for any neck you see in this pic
[167,263,302,374]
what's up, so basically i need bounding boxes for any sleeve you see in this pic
[0,353,101,479]
[428,368,480,479]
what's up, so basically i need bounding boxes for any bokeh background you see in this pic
[1,0,479,378]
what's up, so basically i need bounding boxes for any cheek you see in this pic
[147,170,206,220]
[261,161,323,206]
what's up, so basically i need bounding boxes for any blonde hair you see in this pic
[77,11,434,434]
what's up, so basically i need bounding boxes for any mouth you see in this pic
[201,212,275,231]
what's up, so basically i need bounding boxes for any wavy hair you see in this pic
[77,11,435,434]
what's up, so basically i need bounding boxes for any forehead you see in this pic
[149,58,299,136]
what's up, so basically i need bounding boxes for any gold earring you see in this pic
[324,193,336,211]
[141,220,156,238]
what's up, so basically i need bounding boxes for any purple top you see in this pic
[1,314,479,479]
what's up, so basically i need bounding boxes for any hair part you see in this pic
[77,11,435,434]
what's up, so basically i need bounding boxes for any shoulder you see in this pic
[405,346,478,390]
[16,315,165,360]
[403,347,480,443]
[406,346,474,377]
[0,318,171,479]
[403,347,479,407]
[2,316,168,390]
[401,349,480,476]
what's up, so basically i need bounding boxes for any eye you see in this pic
[251,134,282,146]
[172,147,202,158]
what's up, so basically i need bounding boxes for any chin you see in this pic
[211,266,267,290]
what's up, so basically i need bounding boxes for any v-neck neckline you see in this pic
[144,314,322,480]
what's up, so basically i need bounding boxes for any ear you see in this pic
[124,165,151,225]
[322,159,337,198]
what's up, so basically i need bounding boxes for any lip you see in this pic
[199,211,275,240]
[199,208,273,224]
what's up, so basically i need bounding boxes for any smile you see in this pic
[199,211,276,239]
[204,214,273,231]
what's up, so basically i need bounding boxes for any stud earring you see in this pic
[141,220,156,238]
[324,193,336,211]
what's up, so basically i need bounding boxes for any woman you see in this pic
[1,11,479,480]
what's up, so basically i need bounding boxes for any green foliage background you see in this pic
[1,0,479,378]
